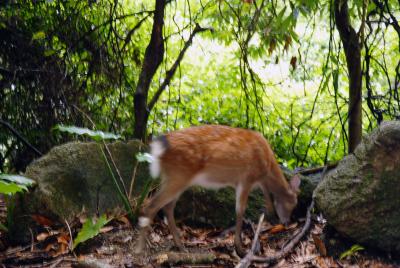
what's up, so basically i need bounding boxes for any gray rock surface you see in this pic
[314,121,400,254]
[11,140,149,242]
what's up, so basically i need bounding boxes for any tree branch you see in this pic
[148,23,212,111]
[0,119,42,156]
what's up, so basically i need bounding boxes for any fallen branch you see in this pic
[237,200,315,266]
[297,162,337,175]
[153,252,216,265]
[235,213,265,268]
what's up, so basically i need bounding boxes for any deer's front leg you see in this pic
[163,199,185,251]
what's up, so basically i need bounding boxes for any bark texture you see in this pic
[334,0,363,153]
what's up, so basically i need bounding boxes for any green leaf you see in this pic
[32,31,46,40]
[136,152,153,163]
[73,215,110,250]
[0,174,34,194]
[0,174,35,187]
[54,125,121,141]
[44,49,56,57]
[0,181,26,194]
[340,244,365,260]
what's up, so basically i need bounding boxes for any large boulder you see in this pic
[11,140,149,243]
[314,121,400,254]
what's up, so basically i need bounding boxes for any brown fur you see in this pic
[135,125,300,256]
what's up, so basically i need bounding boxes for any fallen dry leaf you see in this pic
[57,233,70,245]
[116,215,130,225]
[314,256,339,268]
[44,243,55,252]
[312,233,327,257]
[36,232,49,241]
[269,224,286,234]
[100,226,114,233]
[150,232,161,243]
[31,215,53,227]
[52,243,68,257]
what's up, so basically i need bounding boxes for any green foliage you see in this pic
[31,31,46,41]
[340,244,365,260]
[0,174,35,194]
[0,174,33,233]
[0,0,399,173]
[73,214,110,250]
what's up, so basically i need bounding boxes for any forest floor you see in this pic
[1,196,398,268]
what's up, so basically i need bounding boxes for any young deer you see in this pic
[135,125,300,256]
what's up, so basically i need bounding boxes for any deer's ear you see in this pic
[290,174,301,194]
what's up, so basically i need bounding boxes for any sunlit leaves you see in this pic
[32,31,46,40]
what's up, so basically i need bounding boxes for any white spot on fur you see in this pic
[236,183,243,213]
[138,217,150,227]
[149,140,166,178]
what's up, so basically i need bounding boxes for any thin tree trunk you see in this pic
[334,0,362,153]
[133,0,166,141]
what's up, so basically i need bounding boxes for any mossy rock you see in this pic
[10,140,149,243]
[314,121,400,254]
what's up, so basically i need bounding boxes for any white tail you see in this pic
[135,125,300,256]
[149,139,166,178]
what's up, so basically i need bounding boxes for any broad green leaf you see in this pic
[73,214,110,249]
[0,174,35,187]
[32,31,46,40]
[136,152,153,163]
[54,125,121,141]
[0,181,27,194]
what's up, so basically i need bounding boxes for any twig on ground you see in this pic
[64,219,77,258]
[49,257,64,268]
[253,200,315,263]
[235,213,265,268]
[236,199,315,267]
[29,227,34,252]
[153,251,216,265]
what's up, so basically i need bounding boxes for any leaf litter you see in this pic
[0,195,398,267]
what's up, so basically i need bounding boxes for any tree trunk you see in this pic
[334,0,362,153]
[133,0,166,141]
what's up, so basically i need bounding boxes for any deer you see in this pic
[135,125,300,256]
